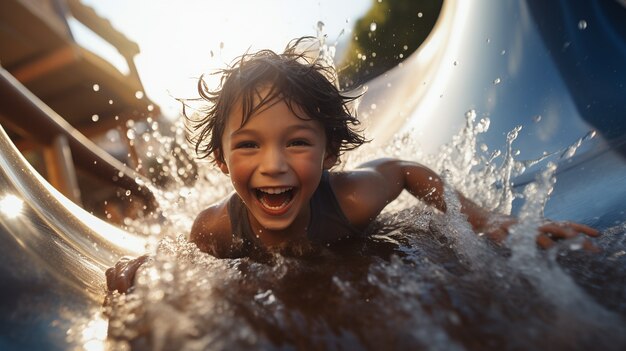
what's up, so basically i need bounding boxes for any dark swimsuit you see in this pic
[226,171,364,258]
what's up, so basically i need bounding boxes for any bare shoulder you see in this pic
[329,158,401,197]
[189,196,233,257]
[328,161,396,230]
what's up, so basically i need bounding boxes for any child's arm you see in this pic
[331,158,444,229]
[106,199,232,294]
[333,158,598,247]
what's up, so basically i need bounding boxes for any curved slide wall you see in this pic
[359,0,626,225]
[0,0,625,349]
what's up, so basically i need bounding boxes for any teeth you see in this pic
[257,187,293,194]
[259,197,290,210]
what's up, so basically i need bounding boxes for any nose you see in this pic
[259,147,288,175]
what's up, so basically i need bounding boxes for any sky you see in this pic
[72,0,371,119]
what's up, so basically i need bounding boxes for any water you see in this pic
[100,112,626,351]
[93,19,626,350]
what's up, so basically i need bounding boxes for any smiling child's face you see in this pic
[217,87,336,235]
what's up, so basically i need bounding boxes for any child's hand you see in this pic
[535,221,600,251]
[105,255,149,293]
[484,219,600,251]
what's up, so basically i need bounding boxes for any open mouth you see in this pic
[254,187,295,211]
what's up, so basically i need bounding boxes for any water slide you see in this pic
[0,71,148,349]
[1,0,625,349]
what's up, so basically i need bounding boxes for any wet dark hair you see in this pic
[185,37,367,165]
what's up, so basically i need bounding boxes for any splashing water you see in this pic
[96,42,626,351]
[96,107,626,350]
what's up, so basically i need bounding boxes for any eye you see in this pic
[235,141,258,149]
[288,139,311,147]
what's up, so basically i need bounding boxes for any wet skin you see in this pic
[106,95,600,294]
[216,91,336,245]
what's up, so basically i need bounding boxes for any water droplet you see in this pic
[500,50,506,55]
[370,103,377,110]
[486,38,491,44]
[476,118,490,132]
[92,84,100,92]
[403,45,408,51]
[578,20,587,30]
[370,22,377,32]
[506,125,523,142]
[533,115,542,123]
[569,242,582,250]
[317,21,325,33]
[561,144,579,159]
[91,114,99,122]
[108,99,114,105]
[493,78,501,85]
[126,129,136,140]
[417,12,423,18]
[371,52,377,57]
[465,109,477,121]
[399,53,404,59]
[147,104,154,112]
[125,190,131,196]
[219,42,224,49]
[135,91,144,99]
[453,61,458,66]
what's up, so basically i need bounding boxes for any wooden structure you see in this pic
[0,0,158,208]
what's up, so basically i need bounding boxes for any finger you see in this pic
[119,256,149,293]
[135,254,150,266]
[566,222,600,237]
[539,223,578,239]
[114,261,129,274]
[106,267,115,291]
[486,228,508,243]
[536,233,555,249]
[541,221,600,237]
[120,278,131,294]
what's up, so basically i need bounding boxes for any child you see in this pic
[106,37,598,293]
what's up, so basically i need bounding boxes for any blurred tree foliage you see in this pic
[338,0,443,89]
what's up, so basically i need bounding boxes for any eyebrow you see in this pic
[231,123,320,138]
[284,124,320,134]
